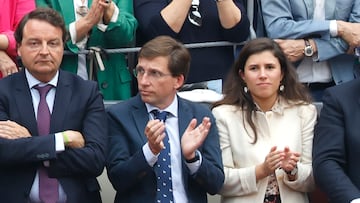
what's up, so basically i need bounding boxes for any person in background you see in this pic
[0,0,35,78]
[212,38,317,203]
[313,78,360,203]
[36,0,138,100]
[261,0,360,101]
[106,36,224,203]
[134,0,250,93]
[0,8,107,202]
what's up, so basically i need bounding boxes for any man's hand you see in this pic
[145,120,166,155]
[337,21,360,53]
[181,117,211,160]
[62,130,85,148]
[275,39,308,62]
[0,120,31,139]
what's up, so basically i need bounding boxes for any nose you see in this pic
[39,42,50,54]
[259,67,267,78]
[137,73,151,86]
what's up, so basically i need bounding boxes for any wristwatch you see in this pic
[284,165,298,176]
[185,151,200,163]
[304,39,314,57]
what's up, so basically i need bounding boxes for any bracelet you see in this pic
[62,132,69,144]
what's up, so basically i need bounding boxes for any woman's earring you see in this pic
[279,84,284,92]
[244,86,248,93]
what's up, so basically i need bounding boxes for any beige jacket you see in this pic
[212,98,317,203]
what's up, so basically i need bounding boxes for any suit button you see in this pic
[101,81,108,89]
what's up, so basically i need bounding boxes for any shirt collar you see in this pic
[145,95,178,118]
[25,69,59,89]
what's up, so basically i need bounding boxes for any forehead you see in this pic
[22,19,63,40]
[246,50,279,65]
[137,56,169,71]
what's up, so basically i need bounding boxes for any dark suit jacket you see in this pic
[313,78,360,203]
[106,95,224,203]
[0,70,107,203]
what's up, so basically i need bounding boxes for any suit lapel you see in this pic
[177,97,193,139]
[58,1,76,26]
[51,71,72,133]
[131,95,150,143]
[14,71,38,136]
[303,0,314,19]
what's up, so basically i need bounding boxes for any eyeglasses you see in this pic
[133,67,172,80]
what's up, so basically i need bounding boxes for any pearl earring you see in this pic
[279,84,284,92]
[244,86,248,93]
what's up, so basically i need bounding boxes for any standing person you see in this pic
[0,0,35,78]
[36,0,138,100]
[0,8,107,203]
[261,0,360,101]
[313,78,360,203]
[106,36,224,203]
[134,0,250,93]
[212,38,317,203]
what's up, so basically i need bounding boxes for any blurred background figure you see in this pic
[212,38,317,203]
[36,0,138,100]
[0,0,35,78]
[134,0,250,94]
[261,0,360,101]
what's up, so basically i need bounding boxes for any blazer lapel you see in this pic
[131,95,150,143]
[14,71,38,136]
[51,71,72,133]
[303,0,314,19]
[177,97,193,139]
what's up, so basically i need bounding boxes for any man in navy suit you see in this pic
[106,36,224,203]
[313,78,360,203]
[0,8,107,203]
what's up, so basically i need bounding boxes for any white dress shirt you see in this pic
[142,95,202,203]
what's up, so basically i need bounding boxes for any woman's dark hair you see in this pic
[212,38,312,143]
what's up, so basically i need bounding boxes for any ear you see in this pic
[174,74,185,90]
[239,69,245,81]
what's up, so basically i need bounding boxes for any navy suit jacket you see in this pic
[0,70,107,203]
[313,78,360,202]
[106,94,224,203]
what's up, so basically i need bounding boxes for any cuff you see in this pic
[69,22,77,45]
[143,142,159,167]
[185,150,202,175]
[55,132,65,152]
[329,20,338,37]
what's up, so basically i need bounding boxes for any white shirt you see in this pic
[142,95,202,203]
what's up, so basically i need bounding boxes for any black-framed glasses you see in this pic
[133,67,172,80]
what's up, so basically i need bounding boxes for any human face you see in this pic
[136,56,184,109]
[240,50,283,110]
[17,19,64,83]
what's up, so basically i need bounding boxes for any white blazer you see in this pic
[212,98,317,203]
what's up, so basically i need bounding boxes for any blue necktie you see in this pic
[152,110,174,203]
[35,84,59,203]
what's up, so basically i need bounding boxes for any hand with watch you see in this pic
[304,39,315,57]
[281,146,300,181]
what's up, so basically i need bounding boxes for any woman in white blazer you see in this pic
[212,38,317,203]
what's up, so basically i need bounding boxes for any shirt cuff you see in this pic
[351,199,360,203]
[97,2,119,32]
[329,20,338,37]
[69,22,77,45]
[143,142,159,167]
[55,132,65,152]
[185,150,202,175]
